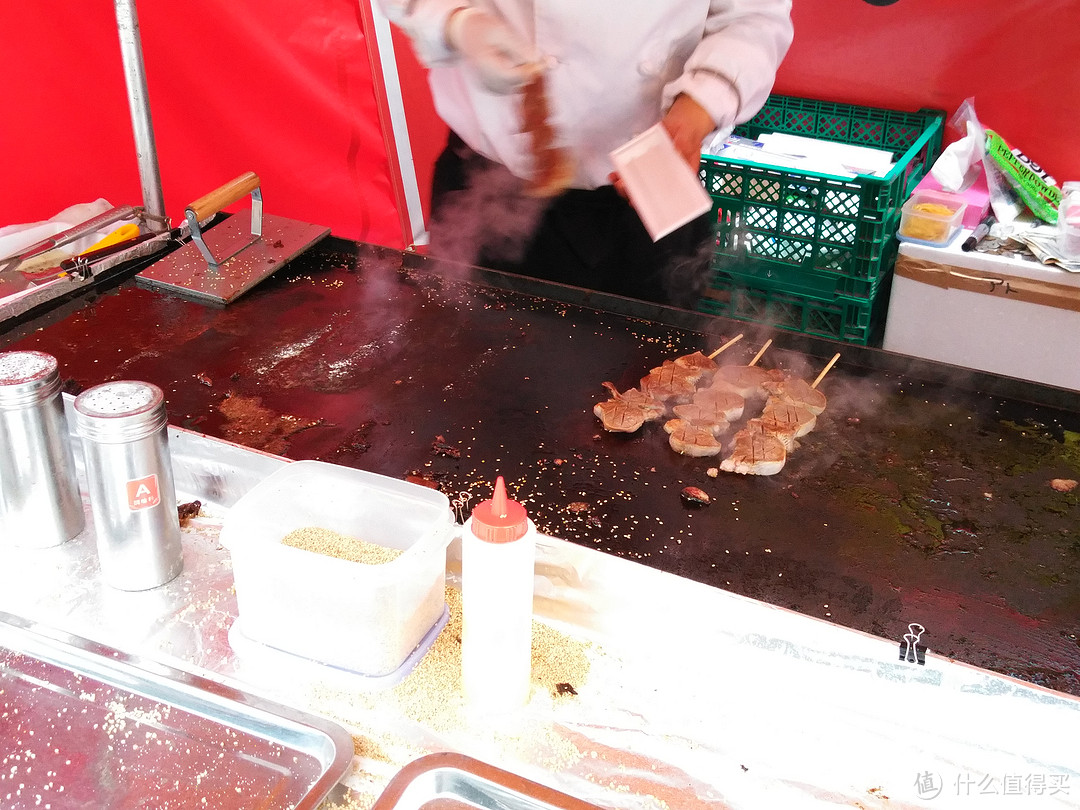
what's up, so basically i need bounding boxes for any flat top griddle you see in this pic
[4,239,1079,696]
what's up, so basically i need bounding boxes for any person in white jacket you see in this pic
[379,1,794,307]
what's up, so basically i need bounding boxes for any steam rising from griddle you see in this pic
[659,236,715,311]
[428,161,549,271]
[595,341,845,476]
[425,74,713,309]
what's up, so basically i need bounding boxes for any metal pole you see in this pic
[114,0,166,223]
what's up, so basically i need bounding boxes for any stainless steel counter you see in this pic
[0,609,352,809]
[2,415,1079,809]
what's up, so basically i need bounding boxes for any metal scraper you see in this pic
[136,172,330,305]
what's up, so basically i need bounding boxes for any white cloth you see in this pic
[378,0,793,189]
[0,199,115,263]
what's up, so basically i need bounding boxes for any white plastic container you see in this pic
[884,240,1080,391]
[461,476,536,713]
[1058,181,1080,262]
[222,460,454,677]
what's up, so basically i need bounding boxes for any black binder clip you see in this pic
[899,622,926,665]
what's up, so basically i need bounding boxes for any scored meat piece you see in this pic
[672,397,738,427]
[640,360,700,404]
[686,387,745,422]
[744,416,797,451]
[762,376,827,415]
[760,396,817,438]
[663,419,726,457]
[593,381,664,433]
[673,350,718,380]
[719,428,787,476]
[710,365,784,398]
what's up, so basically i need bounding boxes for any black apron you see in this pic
[429,131,714,309]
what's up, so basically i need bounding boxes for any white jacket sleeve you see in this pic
[664,0,794,130]
[375,0,471,65]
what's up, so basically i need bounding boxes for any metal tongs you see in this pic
[0,204,160,275]
[0,206,179,318]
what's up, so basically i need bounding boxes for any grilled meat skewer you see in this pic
[760,396,817,438]
[521,74,575,197]
[664,418,727,457]
[761,376,827,415]
[640,359,700,404]
[594,382,664,433]
[672,350,718,380]
[744,416,797,451]
[719,426,787,475]
[710,364,785,399]
[672,387,745,425]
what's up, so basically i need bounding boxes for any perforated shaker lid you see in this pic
[74,380,168,442]
[0,351,60,407]
[469,476,529,543]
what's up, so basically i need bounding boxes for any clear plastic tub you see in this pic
[897,189,967,247]
[221,460,455,677]
[1059,181,1080,262]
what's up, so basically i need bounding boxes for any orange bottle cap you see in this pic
[469,476,528,543]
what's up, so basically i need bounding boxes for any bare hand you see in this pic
[662,94,716,172]
[611,94,715,198]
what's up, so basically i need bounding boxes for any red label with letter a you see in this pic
[127,474,161,510]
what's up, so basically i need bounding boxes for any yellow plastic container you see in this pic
[897,190,967,247]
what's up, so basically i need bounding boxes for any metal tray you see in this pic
[0,610,353,809]
[371,753,604,810]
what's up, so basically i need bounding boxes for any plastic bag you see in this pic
[1059,181,1080,262]
[983,128,1062,224]
[946,99,1024,225]
[0,199,116,263]
[929,119,980,192]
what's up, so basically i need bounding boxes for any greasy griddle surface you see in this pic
[7,242,1080,695]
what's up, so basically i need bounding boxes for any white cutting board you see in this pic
[610,124,712,241]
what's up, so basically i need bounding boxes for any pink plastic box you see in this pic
[914,169,990,228]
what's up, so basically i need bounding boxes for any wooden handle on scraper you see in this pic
[186,171,261,221]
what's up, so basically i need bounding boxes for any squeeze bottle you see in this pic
[461,476,536,712]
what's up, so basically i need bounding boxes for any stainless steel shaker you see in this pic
[73,380,183,591]
[0,350,85,547]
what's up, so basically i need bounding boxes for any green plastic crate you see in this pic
[699,95,945,306]
[700,267,893,346]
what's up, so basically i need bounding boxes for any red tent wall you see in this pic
[1,1,1078,249]
[0,0,403,247]
[776,0,1080,183]
[384,0,1080,233]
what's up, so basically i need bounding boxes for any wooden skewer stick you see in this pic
[748,338,773,367]
[811,352,841,389]
[707,333,744,359]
